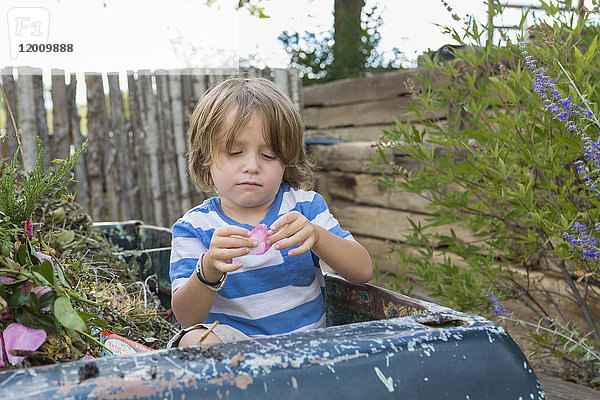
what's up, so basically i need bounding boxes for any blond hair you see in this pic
[188,76,315,192]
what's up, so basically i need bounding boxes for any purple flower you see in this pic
[562,223,599,261]
[21,219,33,239]
[486,291,513,317]
[518,40,600,196]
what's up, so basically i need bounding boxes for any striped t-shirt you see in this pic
[169,183,354,337]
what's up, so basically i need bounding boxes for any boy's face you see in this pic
[210,113,285,218]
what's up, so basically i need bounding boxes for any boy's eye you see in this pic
[262,154,277,160]
[229,151,242,156]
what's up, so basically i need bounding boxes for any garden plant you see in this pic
[0,86,175,369]
[373,0,600,386]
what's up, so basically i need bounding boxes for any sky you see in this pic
[1,0,593,100]
[0,0,494,73]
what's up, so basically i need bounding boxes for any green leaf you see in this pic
[37,260,55,287]
[54,296,87,332]
[16,242,28,265]
[14,305,59,333]
[584,35,598,61]
[78,311,108,328]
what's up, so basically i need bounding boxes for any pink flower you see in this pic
[36,252,58,267]
[21,219,33,239]
[2,323,47,365]
[248,224,271,255]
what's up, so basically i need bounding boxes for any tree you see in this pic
[279,0,396,84]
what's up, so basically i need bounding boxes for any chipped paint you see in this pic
[374,367,394,392]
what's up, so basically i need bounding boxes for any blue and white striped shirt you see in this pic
[169,183,354,337]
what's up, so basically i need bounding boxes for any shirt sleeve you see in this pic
[308,192,355,241]
[170,218,209,292]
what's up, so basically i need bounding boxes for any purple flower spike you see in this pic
[21,219,33,239]
[248,224,271,255]
[2,323,47,365]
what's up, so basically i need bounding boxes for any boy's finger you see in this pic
[215,225,252,238]
[214,236,258,249]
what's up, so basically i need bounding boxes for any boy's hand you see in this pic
[203,225,256,278]
[268,211,320,256]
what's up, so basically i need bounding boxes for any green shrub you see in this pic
[373,2,600,383]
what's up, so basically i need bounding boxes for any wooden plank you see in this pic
[325,171,433,214]
[66,73,88,213]
[537,373,600,400]
[302,68,449,107]
[1,67,18,160]
[84,73,107,220]
[107,73,135,220]
[307,125,395,142]
[303,95,447,129]
[330,201,476,244]
[50,70,71,161]
[156,71,180,227]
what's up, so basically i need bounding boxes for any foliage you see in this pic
[372,1,600,384]
[278,3,400,85]
[0,85,175,368]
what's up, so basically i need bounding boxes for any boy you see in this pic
[169,77,373,346]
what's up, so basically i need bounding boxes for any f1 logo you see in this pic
[7,7,50,60]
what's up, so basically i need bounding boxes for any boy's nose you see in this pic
[242,154,260,174]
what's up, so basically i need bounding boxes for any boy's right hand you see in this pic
[202,225,257,279]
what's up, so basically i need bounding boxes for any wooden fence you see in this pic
[0,67,301,228]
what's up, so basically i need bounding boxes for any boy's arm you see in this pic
[269,210,373,284]
[171,225,253,328]
[311,225,373,284]
[171,254,220,328]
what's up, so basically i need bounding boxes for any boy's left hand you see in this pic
[268,211,320,256]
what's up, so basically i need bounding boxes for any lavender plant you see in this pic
[373,1,600,384]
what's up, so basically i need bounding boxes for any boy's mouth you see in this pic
[237,181,262,188]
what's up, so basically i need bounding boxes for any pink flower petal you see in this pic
[36,252,58,266]
[0,277,15,284]
[2,323,47,365]
[81,352,95,361]
[248,224,271,255]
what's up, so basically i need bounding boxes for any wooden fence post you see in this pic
[156,71,180,226]
[85,73,107,220]
[137,71,164,227]
[50,70,71,161]
[108,73,135,220]
[1,67,18,161]
[32,69,49,170]
[188,73,209,207]
[127,71,151,223]
[168,70,191,214]
[67,73,89,212]
[17,67,38,172]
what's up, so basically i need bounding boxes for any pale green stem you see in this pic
[502,315,600,360]
[79,330,114,356]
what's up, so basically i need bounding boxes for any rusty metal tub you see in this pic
[0,221,545,399]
